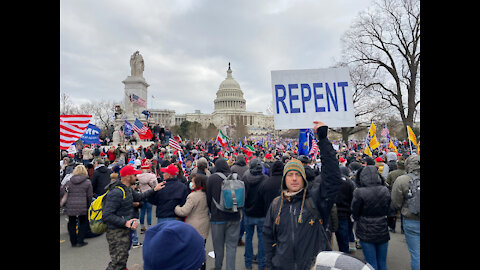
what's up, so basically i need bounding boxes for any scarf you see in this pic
[283,188,304,198]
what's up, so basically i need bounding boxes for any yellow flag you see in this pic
[388,140,398,153]
[407,126,417,146]
[369,122,376,137]
[369,135,380,149]
[417,140,420,154]
[364,145,372,157]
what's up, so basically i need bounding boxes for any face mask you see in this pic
[189,182,194,190]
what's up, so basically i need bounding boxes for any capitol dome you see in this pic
[214,63,246,112]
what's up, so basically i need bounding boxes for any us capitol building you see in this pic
[148,63,274,135]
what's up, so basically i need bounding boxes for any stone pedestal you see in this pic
[122,75,149,120]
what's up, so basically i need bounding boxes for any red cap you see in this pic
[339,157,346,163]
[120,165,142,177]
[160,164,179,176]
[265,153,273,160]
[375,157,384,162]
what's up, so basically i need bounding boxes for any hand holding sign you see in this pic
[313,121,328,139]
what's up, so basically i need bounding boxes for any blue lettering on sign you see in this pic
[313,83,325,112]
[275,81,349,114]
[325,82,338,112]
[288,84,300,113]
[275,84,289,114]
[300,84,311,113]
[337,82,348,111]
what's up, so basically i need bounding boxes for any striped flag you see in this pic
[132,118,148,135]
[130,93,146,107]
[169,137,182,152]
[60,115,92,150]
[381,124,389,138]
[217,130,228,147]
[177,152,189,181]
[309,137,319,157]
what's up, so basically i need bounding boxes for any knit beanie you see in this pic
[143,220,205,270]
[282,158,306,188]
[276,158,308,226]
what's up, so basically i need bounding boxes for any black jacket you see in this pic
[91,165,112,197]
[258,160,284,215]
[206,158,241,222]
[335,168,356,219]
[263,133,342,270]
[351,165,391,244]
[148,177,189,219]
[103,180,155,230]
[242,160,268,218]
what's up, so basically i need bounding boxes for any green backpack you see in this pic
[88,186,126,234]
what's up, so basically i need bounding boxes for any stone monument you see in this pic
[112,51,150,145]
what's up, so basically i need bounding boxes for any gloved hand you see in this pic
[313,121,328,140]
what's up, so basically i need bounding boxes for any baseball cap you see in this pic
[160,164,179,176]
[119,165,142,177]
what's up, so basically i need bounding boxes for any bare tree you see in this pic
[341,0,420,131]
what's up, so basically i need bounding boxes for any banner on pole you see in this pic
[80,123,101,145]
[271,67,355,129]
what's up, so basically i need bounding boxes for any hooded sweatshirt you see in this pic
[242,158,268,217]
[206,158,241,222]
[391,155,420,220]
[351,165,391,244]
[258,160,284,214]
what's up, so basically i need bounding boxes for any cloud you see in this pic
[60,0,374,115]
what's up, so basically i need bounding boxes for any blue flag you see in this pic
[124,120,133,136]
[298,129,309,155]
[80,123,101,144]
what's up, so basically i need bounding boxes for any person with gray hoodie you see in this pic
[391,155,420,270]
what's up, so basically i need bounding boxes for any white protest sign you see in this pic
[271,67,355,129]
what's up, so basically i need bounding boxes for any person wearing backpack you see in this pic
[206,158,242,270]
[391,155,420,270]
[102,165,165,270]
[263,121,342,270]
[242,158,268,270]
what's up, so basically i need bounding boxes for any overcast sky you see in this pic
[60,0,374,115]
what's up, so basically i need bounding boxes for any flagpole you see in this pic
[406,126,413,154]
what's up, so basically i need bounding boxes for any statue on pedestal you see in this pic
[130,51,144,78]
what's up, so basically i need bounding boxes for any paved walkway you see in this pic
[60,206,411,269]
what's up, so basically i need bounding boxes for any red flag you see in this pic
[138,128,153,140]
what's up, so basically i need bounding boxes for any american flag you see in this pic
[177,152,189,181]
[381,125,389,138]
[60,115,92,150]
[132,118,148,135]
[309,136,319,157]
[169,137,182,152]
[130,93,146,107]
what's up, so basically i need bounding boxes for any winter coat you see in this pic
[258,160,284,215]
[91,165,112,197]
[351,166,391,244]
[391,155,420,221]
[335,174,356,219]
[148,177,189,219]
[62,175,93,217]
[230,157,249,179]
[82,148,93,160]
[206,158,241,222]
[263,136,342,270]
[242,161,268,218]
[174,190,210,239]
[137,172,158,193]
[103,180,156,230]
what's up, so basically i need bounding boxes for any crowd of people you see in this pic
[60,122,420,270]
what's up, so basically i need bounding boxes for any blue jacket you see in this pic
[148,177,189,219]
